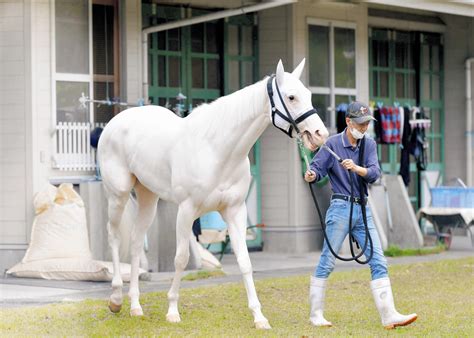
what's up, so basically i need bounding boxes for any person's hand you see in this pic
[304,170,316,182]
[341,159,357,172]
[340,159,367,177]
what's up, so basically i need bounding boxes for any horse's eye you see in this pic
[289,95,295,101]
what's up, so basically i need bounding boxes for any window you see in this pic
[308,19,356,132]
[144,5,224,109]
[53,0,118,124]
[54,0,90,123]
[143,5,258,108]
[226,15,257,94]
[93,2,119,123]
[370,28,417,103]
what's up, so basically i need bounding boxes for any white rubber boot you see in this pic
[370,277,417,329]
[309,276,332,327]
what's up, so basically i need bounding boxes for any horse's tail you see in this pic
[117,194,149,271]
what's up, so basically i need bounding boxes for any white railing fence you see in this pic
[54,122,106,171]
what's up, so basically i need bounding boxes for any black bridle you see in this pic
[266,75,319,138]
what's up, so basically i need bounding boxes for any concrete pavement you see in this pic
[1,235,472,308]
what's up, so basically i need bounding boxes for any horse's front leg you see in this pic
[166,201,194,323]
[222,203,271,329]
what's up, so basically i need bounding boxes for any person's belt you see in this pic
[332,193,366,205]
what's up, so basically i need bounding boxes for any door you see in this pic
[143,5,262,249]
[369,28,444,210]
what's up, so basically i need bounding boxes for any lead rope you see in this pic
[298,136,374,264]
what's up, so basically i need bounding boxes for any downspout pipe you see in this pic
[141,0,296,103]
[466,57,474,186]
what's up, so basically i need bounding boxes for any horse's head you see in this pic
[267,59,329,151]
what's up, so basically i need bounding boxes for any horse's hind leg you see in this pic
[106,191,131,313]
[104,172,136,313]
[166,201,194,323]
[222,203,271,329]
[128,182,158,316]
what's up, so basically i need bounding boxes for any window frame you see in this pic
[307,18,357,132]
[93,0,121,122]
[51,0,94,126]
[52,0,120,127]
[224,14,258,94]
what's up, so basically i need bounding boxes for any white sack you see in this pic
[9,183,148,281]
[7,258,147,282]
[22,183,92,263]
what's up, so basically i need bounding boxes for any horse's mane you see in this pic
[185,77,269,139]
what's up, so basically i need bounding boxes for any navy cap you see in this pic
[346,101,376,124]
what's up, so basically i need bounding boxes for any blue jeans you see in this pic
[315,198,388,280]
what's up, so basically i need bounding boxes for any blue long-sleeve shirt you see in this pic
[310,129,381,198]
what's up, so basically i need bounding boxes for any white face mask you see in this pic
[349,124,366,139]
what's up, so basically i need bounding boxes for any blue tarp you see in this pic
[199,211,227,231]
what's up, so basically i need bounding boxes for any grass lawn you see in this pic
[1,257,473,337]
[182,269,226,281]
[384,244,446,257]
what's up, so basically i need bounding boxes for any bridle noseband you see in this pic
[266,74,319,138]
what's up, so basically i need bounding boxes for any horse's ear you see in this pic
[276,59,285,86]
[292,58,305,79]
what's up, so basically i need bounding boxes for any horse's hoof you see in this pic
[108,301,122,313]
[130,307,144,317]
[166,313,181,323]
[255,320,272,329]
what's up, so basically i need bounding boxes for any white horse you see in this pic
[98,59,328,329]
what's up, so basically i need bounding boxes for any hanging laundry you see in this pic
[398,106,405,145]
[373,106,383,143]
[409,108,428,171]
[336,103,348,133]
[399,106,412,186]
[379,106,401,144]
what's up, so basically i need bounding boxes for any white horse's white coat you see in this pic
[98,60,328,328]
